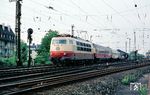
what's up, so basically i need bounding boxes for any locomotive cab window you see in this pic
[59,39,67,44]
[52,39,67,44]
[52,40,59,44]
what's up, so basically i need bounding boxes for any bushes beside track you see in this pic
[0,56,16,67]
[121,71,143,85]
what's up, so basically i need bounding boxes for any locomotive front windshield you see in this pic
[52,39,67,44]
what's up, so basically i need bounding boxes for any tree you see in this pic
[0,41,28,67]
[35,30,58,64]
[21,41,28,63]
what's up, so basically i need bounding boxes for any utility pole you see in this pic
[125,32,127,52]
[143,32,145,54]
[71,24,74,37]
[15,0,22,66]
[127,38,131,60]
[134,31,137,61]
[125,41,127,52]
[90,35,92,42]
[80,31,88,40]
[127,38,131,53]
[134,31,136,51]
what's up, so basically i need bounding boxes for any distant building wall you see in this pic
[0,24,15,58]
[30,43,39,59]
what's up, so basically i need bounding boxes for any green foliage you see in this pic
[37,30,58,55]
[35,30,58,64]
[0,41,28,67]
[34,55,46,64]
[121,75,129,85]
[138,85,148,95]
[121,71,147,94]
[121,74,136,85]
[21,41,28,63]
[121,71,143,85]
[0,55,16,67]
[6,56,16,65]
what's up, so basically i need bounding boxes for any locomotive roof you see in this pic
[53,36,91,43]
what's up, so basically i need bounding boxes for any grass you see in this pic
[121,74,136,85]
[121,71,143,85]
[138,85,148,95]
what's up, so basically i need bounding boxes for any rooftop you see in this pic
[0,24,15,43]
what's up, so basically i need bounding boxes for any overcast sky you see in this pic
[0,0,150,54]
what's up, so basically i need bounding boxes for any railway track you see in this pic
[0,60,128,78]
[0,65,55,77]
[0,64,89,78]
[0,61,150,95]
[0,64,100,84]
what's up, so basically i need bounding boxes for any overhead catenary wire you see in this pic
[132,0,145,27]
[23,4,101,37]
[22,4,71,33]
[101,0,135,28]
[28,0,150,29]
[84,0,117,29]
[69,0,105,28]
[28,0,102,29]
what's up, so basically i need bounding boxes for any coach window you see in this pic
[83,43,86,46]
[79,42,82,46]
[83,43,85,46]
[80,42,82,46]
[83,48,86,51]
[77,47,81,51]
[81,47,84,51]
[87,44,89,47]
[82,43,84,46]
[88,48,91,52]
[86,48,88,51]
[76,41,79,45]
[85,44,88,47]
[88,44,91,47]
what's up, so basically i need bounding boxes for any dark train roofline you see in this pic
[117,49,127,54]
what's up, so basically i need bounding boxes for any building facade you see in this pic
[0,24,15,58]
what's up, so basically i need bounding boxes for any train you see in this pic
[146,50,150,59]
[50,35,128,65]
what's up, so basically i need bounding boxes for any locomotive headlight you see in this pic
[56,47,60,50]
